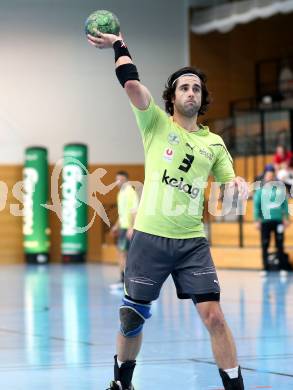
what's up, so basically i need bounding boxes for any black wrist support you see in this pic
[113,40,132,62]
[115,64,140,87]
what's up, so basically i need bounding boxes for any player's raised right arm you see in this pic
[87,31,151,110]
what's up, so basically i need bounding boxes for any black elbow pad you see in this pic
[116,64,140,87]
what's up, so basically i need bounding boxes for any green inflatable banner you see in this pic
[61,143,88,263]
[23,147,50,264]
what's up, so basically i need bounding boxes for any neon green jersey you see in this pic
[118,184,139,229]
[132,98,235,239]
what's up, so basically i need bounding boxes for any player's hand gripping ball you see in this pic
[85,10,120,37]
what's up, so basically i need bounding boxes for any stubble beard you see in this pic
[176,101,200,118]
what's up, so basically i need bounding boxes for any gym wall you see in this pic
[190,12,293,121]
[0,0,188,164]
[0,0,188,263]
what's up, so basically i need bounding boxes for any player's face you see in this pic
[276,146,285,156]
[116,174,127,188]
[173,75,202,118]
[264,171,275,182]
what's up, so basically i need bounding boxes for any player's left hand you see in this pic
[110,225,118,237]
[283,219,290,229]
[126,228,134,240]
[87,30,122,49]
[229,176,248,200]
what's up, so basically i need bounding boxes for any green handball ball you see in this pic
[85,10,120,37]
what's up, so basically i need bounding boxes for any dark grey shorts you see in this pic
[124,231,220,302]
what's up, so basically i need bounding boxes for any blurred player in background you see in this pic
[110,171,138,290]
[254,166,290,275]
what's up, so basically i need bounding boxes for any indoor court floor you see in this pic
[0,263,292,389]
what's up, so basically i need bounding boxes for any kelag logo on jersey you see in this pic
[161,169,200,199]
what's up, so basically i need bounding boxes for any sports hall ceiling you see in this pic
[189,0,238,10]
[189,0,293,34]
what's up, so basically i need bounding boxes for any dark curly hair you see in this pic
[162,66,211,116]
[116,170,129,179]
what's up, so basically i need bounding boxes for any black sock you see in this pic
[219,366,244,390]
[114,355,136,389]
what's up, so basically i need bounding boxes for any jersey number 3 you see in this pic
[179,153,194,173]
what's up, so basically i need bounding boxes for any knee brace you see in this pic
[119,296,152,337]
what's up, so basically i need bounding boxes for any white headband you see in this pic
[171,73,199,87]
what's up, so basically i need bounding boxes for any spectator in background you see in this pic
[273,145,292,172]
[254,166,290,276]
[254,163,274,182]
[110,171,139,290]
[276,155,293,196]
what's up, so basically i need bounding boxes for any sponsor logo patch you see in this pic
[199,149,213,161]
[168,132,180,145]
[163,148,174,162]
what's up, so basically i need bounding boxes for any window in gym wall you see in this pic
[264,110,291,154]
[234,113,262,156]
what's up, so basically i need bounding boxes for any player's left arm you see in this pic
[282,196,290,228]
[126,211,137,240]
